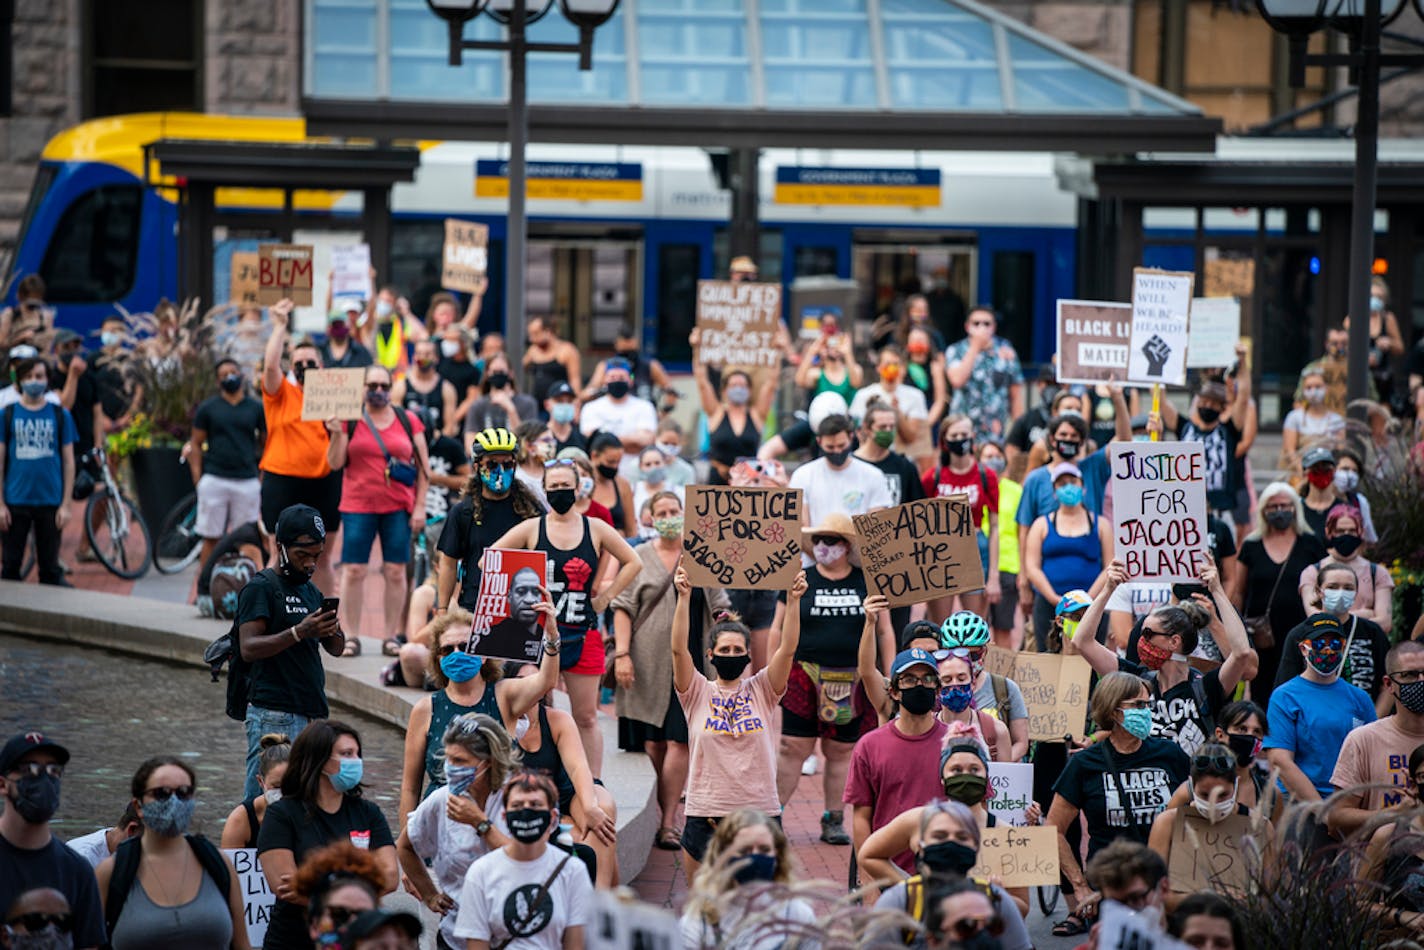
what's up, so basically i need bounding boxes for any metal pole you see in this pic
[506,3,529,387]
[1345,0,1380,405]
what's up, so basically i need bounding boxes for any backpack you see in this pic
[209,553,259,620]
[105,834,231,938]
[988,673,1013,725]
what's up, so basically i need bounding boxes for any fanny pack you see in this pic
[355,408,418,487]
[801,662,857,724]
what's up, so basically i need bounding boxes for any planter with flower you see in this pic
[1349,412,1424,639]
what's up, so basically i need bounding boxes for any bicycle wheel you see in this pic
[1037,883,1060,916]
[85,491,152,579]
[153,493,202,574]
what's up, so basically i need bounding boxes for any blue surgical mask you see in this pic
[1322,589,1356,614]
[1120,707,1153,740]
[550,403,576,425]
[329,757,363,793]
[939,683,974,713]
[441,650,484,683]
[101,330,122,347]
[444,763,484,797]
[19,380,47,398]
[1056,484,1084,508]
[480,467,515,494]
[642,465,666,484]
[142,795,196,837]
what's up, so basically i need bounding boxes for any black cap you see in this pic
[275,504,326,545]
[339,909,421,946]
[0,732,70,773]
[547,381,575,400]
[1303,612,1343,641]
[53,328,82,346]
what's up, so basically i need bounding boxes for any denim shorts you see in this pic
[244,705,311,800]
[340,510,412,565]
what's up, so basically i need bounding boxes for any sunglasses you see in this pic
[366,382,391,392]
[326,905,363,929]
[144,785,195,802]
[437,642,468,657]
[9,762,63,780]
[810,535,846,547]
[6,912,72,933]
[482,460,516,472]
[948,916,1004,940]
[1193,751,1236,774]
[544,458,576,469]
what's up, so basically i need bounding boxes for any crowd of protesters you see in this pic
[5,262,1424,949]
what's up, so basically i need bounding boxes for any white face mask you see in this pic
[1190,778,1237,824]
[263,788,282,805]
[440,340,461,359]
[375,300,393,318]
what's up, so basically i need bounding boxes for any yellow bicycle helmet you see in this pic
[470,426,519,459]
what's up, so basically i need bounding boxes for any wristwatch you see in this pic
[474,819,492,838]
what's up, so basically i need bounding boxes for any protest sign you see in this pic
[1055,300,1131,385]
[470,548,550,662]
[256,244,314,306]
[299,368,366,421]
[1169,812,1255,895]
[1186,297,1240,369]
[695,280,782,374]
[682,487,802,589]
[442,218,489,293]
[969,825,1060,888]
[1109,442,1210,583]
[853,496,984,608]
[230,252,261,307]
[1203,257,1255,299]
[225,848,274,947]
[1012,652,1091,742]
[982,644,1017,680]
[1128,268,1193,386]
[589,891,681,950]
[986,762,1035,827]
[1098,900,1192,950]
[330,243,372,299]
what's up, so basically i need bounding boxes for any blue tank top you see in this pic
[1040,511,1103,594]
[424,687,500,797]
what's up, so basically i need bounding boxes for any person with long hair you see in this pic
[257,720,397,949]
[690,353,776,488]
[922,414,1000,623]
[794,326,861,404]
[97,756,249,950]
[1163,700,1273,816]
[512,419,556,508]
[1297,505,1394,635]
[290,840,387,948]
[222,733,291,848]
[587,431,637,537]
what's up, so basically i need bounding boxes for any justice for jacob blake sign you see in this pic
[1109,442,1210,583]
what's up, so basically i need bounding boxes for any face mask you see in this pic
[919,839,978,876]
[365,388,390,409]
[444,763,484,797]
[415,358,437,372]
[1120,707,1153,740]
[1225,733,1260,768]
[1055,484,1084,508]
[942,772,988,805]
[607,380,630,399]
[656,441,679,458]
[1370,296,1385,312]
[293,361,318,387]
[879,365,902,384]
[616,348,639,361]
[546,488,577,515]
[1395,680,1424,715]
[376,300,393,318]
[1306,469,1335,490]
[142,795,196,837]
[277,545,315,583]
[1055,439,1080,460]
[726,385,750,406]
[642,465,666,484]
[813,541,847,566]
[596,463,620,480]
[1136,636,1173,671]
[1329,534,1363,558]
[480,467,514,495]
[908,340,930,357]
[263,788,283,805]
[945,437,972,457]
[7,773,60,824]
[710,653,751,681]
[1328,343,1347,358]
[1061,618,1080,641]
[329,757,363,793]
[578,475,595,499]
[1334,469,1359,493]
[1304,642,1345,677]
[872,429,895,449]
[101,331,122,347]
[898,684,937,716]
[1304,387,1326,404]
[983,456,1006,475]
[506,807,553,843]
[1197,406,1221,425]
[19,380,46,399]
[219,373,243,394]
[486,372,510,391]
[441,340,462,359]
[4,925,73,950]
[1190,779,1238,824]
[824,448,851,467]
[550,403,575,425]
[732,853,778,885]
[530,440,556,462]
[328,322,350,341]
[653,516,683,539]
[1264,509,1295,531]
[441,650,485,683]
[939,684,974,713]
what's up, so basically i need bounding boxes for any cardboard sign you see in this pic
[695,280,782,372]
[330,243,372,299]
[682,487,803,589]
[589,891,681,950]
[470,548,550,662]
[1128,268,1193,386]
[442,218,489,294]
[1098,900,1192,950]
[230,252,261,307]
[1109,442,1210,583]
[1203,257,1255,299]
[1185,297,1240,369]
[299,368,367,422]
[969,825,1060,888]
[1169,812,1255,895]
[1011,652,1091,742]
[1055,300,1132,385]
[986,762,1035,827]
[256,244,314,306]
[853,496,985,608]
[224,848,275,947]
[982,644,1017,680]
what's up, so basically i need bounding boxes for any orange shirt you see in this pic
[260,378,332,479]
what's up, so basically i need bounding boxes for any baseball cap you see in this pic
[891,648,938,679]
[1303,612,1343,642]
[7,344,38,361]
[547,381,575,400]
[334,296,364,314]
[941,738,990,773]
[1049,462,1082,483]
[1301,446,1335,471]
[275,504,326,546]
[53,328,82,346]
[1,732,70,774]
[338,909,421,946]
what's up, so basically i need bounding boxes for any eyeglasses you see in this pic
[544,458,576,469]
[896,674,939,689]
[437,642,468,658]
[482,460,516,472]
[1389,670,1424,684]
[144,785,195,802]
[8,762,63,780]
[1193,751,1237,774]
[5,912,72,934]
[1116,888,1155,910]
[366,382,391,392]
[1119,699,1152,711]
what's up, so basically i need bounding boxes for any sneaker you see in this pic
[801,754,819,776]
[820,811,851,846]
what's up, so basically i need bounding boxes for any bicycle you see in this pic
[83,445,152,579]
[153,491,202,574]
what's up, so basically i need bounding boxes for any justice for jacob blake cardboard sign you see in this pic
[1109,441,1210,584]
[682,486,803,589]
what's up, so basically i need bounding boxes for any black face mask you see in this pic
[220,374,243,394]
[1055,440,1081,460]
[506,808,553,844]
[710,653,751,681]
[1225,733,1258,768]
[546,488,577,514]
[945,438,973,457]
[1330,533,1363,558]
[607,380,630,399]
[1197,406,1221,425]
[897,684,937,716]
[616,348,639,362]
[919,839,978,876]
[487,372,510,391]
[1264,509,1295,531]
[824,448,852,467]
[596,463,620,480]
[7,773,61,824]
[294,361,318,386]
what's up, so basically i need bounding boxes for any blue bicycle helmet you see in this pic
[940,611,991,650]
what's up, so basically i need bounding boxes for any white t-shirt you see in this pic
[578,395,658,442]
[1282,407,1345,440]
[679,897,819,950]
[406,786,506,949]
[65,828,112,868]
[454,846,593,949]
[788,456,894,529]
[1107,583,1171,623]
[848,383,928,422]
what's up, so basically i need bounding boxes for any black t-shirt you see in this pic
[1117,657,1227,756]
[1236,535,1328,643]
[235,569,328,718]
[0,834,107,948]
[1052,737,1191,859]
[779,564,867,667]
[256,795,393,949]
[438,494,530,609]
[864,450,925,508]
[61,361,100,454]
[401,377,449,432]
[320,340,374,369]
[1006,405,1050,454]
[553,427,588,455]
[1275,614,1391,699]
[1206,515,1236,569]
[424,434,468,523]
[194,394,265,479]
[438,357,481,404]
[197,521,263,595]
[1176,418,1241,510]
[91,353,131,419]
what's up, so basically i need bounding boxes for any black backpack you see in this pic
[104,834,231,938]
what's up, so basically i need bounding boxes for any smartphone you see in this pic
[321,597,340,615]
[1171,583,1208,602]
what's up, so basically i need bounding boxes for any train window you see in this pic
[39,185,141,303]
[86,0,201,117]
[657,244,701,364]
[794,246,838,279]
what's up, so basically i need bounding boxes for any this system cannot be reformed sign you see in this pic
[682,486,803,589]
[853,496,984,608]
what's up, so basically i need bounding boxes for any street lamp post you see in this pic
[1257,0,1424,403]
[425,0,620,383]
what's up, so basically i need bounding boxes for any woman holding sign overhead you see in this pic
[690,331,778,487]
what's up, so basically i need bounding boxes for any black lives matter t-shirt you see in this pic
[780,565,868,668]
[235,569,327,718]
[1117,657,1227,756]
[1053,737,1190,859]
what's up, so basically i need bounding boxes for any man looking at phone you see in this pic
[235,503,343,799]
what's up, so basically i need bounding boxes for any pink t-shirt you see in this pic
[678,669,783,817]
[339,410,424,514]
[843,718,949,871]
[1330,715,1424,811]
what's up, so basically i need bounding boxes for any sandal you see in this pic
[1052,914,1091,937]
[655,827,682,851]
[382,635,405,657]
[342,637,362,658]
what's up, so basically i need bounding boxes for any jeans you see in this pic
[1,504,62,584]
[244,705,311,800]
